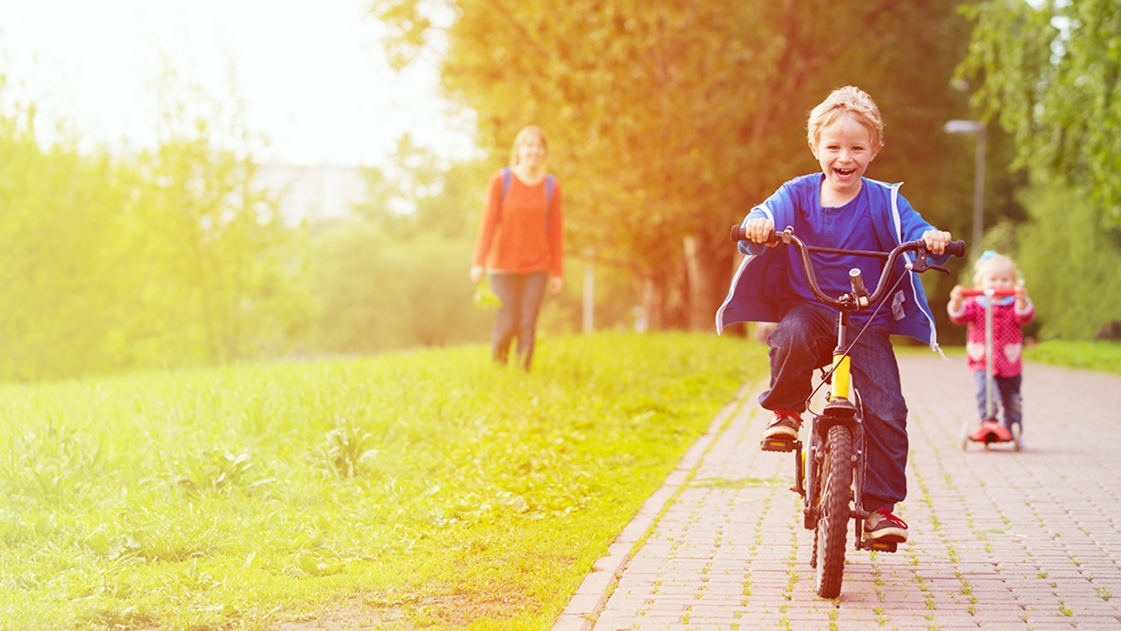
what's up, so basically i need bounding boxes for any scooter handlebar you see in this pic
[960,288,1017,297]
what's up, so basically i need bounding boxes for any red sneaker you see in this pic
[864,508,908,543]
[762,409,802,441]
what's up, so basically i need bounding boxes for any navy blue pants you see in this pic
[489,272,548,371]
[973,371,1023,427]
[759,302,909,513]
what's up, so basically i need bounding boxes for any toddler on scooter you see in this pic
[947,251,1035,442]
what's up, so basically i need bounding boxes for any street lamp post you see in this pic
[943,119,987,262]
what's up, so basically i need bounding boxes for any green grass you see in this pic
[1023,340,1121,374]
[0,332,765,630]
[908,338,1121,375]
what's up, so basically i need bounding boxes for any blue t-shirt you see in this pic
[775,184,887,329]
[718,174,947,348]
[751,183,893,329]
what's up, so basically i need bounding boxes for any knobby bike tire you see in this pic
[815,423,853,599]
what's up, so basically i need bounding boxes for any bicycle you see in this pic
[957,287,1022,451]
[728,224,965,598]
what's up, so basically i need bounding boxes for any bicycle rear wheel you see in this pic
[814,423,853,598]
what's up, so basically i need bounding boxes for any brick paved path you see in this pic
[553,356,1121,630]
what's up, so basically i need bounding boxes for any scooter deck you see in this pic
[963,421,1022,451]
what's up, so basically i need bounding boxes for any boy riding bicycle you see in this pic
[716,86,955,544]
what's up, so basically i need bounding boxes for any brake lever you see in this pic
[909,244,951,275]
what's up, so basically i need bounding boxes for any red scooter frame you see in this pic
[959,287,1022,451]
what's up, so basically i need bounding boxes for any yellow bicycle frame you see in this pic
[829,353,851,400]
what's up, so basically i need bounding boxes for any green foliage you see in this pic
[317,426,379,479]
[0,332,767,630]
[959,0,1121,223]
[175,449,265,494]
[1025,340,1121,374]
[473,281,502,309]
[354,133,489,240]
[1008,184,1121,340]
[309,221,493,353]
[0,73,312,381]
[370,0,979,329]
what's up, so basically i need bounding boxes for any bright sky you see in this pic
[0,0,474,167]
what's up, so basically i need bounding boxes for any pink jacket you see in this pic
[948,297,1035,376]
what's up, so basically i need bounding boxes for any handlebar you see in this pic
[730,225,967,311]
[960,288,1016,297]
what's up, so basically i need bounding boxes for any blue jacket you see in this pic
[715,174,948,350]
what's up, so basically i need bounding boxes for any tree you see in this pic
[354,133,489,240]
[958,0,1121,224]
[372,0,979,331]
[0,71,311,381]
[309,221,491,353]
[127,72,313,366]
[1007,184,1121,340]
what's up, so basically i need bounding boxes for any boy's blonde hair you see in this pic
[807,86,884,150]
[972,251,1021,287]
[509,126,548,166]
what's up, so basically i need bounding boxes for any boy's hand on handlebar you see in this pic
[743,218,777,245]
[921,230,953,255]
[1015,284,1029,309]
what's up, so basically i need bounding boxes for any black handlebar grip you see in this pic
[730,225,747,241]
[945,240,966,258]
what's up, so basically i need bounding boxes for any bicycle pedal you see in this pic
[863,540,899,553]
[760,438,796,452]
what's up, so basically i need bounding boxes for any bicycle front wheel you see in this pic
[814,423,853,599]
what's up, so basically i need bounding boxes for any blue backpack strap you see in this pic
[545,174,556,235]
[501,167,512,204]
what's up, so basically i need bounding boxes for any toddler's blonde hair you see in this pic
[807,86,884,150]
[509,126,548,166]
[972,251,1022,287]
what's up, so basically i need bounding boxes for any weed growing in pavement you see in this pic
[873,606,888,625]
[0,332,767,631]
[1098,587,1113,601]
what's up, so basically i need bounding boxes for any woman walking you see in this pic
[470,126,564,371]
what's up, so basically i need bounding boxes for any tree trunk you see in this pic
[682,235,709,331]
[639,275,663,331]
[683,229,737,332]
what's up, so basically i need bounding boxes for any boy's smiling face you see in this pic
[810,113,881,204]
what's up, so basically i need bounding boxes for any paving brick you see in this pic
[551,358,1121,630]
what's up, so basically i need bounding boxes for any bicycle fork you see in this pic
[793,351,898,553]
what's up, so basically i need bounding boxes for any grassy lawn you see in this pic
[931,339,1121,375]
[1023,340,1121,374]
[0,332,766,630]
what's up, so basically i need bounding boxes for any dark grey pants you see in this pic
[489,272,548,371]
[760,302,910,513]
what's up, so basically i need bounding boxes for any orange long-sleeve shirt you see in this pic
[472,169,564,278]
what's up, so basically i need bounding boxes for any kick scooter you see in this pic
[958,287,1022,451]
